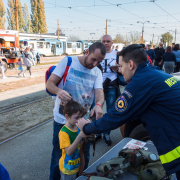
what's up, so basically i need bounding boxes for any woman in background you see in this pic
[173,44,180,72]
[162,46,177,74]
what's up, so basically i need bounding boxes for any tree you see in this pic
[31,0,48,33]
[0,0,6,29]
[7,0,16,30]
[128,31,143,44]
[161,32,173,46]
[7,0,25,32]
[23,3,32,33]
[68,35,80,42]
[113,34,125,43]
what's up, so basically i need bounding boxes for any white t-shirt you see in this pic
[100,50,117,82]
[53,56,103,124]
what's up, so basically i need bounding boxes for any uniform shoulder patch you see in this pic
[122,90,132,98]
[115,95,128,112]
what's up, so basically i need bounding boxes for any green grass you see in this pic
[36,61,59,66]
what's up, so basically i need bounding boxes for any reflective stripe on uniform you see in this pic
[160,146,180,164]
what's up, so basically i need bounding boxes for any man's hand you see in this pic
[57,89,72,102]
[90,104,103,120]
[76,118,91,131]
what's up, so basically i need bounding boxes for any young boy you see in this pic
[59,100,89,180]
[36,53,40,64]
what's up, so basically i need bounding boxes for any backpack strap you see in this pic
[59,56,72,87]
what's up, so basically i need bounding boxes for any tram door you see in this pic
[51,43,56,55]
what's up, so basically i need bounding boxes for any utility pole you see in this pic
[142,26,144,44]
[15,0,19,31]
[57,19,59,39]
[126,32,127,46]
[137,21,150,44]
[152,34,154,46]
[175,28,177,44]
[157,36,159,46]
[106,19,107,35]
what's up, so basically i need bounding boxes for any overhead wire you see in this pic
[152,1,180,23]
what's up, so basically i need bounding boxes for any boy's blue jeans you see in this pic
[49,121,90,180]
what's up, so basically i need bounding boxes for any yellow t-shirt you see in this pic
[59,125,81,175]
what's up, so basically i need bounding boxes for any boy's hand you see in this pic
[76,118,91,131]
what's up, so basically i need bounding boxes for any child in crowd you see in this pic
[0,58,6,79]
[18,57,23,77]
[36,53,40,64]
[59,100,89,180]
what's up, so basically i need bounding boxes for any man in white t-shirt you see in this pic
[95,35,120,146]
[46,42,106,180]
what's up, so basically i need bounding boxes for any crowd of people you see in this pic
[46,37,180,180]
[1,38,180,180]
[145,42,180,74]
[0,47,41,79]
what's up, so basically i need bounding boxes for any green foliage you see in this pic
[7,0,25,32]
[23,3,32,33]
[7,0,16,30]
[0,0,6,29]
[161,32,173,45]
[113,34,125,43]
[31,0,47,33]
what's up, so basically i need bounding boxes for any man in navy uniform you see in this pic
[77,44,180,179]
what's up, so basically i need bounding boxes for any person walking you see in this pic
[23,47,34,78]
[36,53,40,64]
[46,42,106,180]
[154,42,165,69]
[146,44,155,65]
[172,44,180,72]
[0,58,6,79]
[162,46,177,74]
[17,57,23,77]
[30,48,36,66]
[94,35,120,146]
[77,44,180,180]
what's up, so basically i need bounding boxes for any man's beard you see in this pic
[84,55,92,69]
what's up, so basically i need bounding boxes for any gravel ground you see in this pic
[0,97,54,142]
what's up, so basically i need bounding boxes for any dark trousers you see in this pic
[154,61,163,70]
[176,171,180,180]
[175,62,180,72]
[37,59,40,64]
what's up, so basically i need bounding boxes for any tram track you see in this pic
[0,118,53,145]
[0,96,50,114]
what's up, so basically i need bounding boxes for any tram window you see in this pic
[30,43,34,48]
[39,42,43,48]
[56,43,62,48]
[77,43,80,48]
[46,42,50,48]
[24,41,27,46]
[67,43,72,48]
[85,43,88,48]
[37,42,40,48]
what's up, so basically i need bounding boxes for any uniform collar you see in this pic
[135,60,150,74]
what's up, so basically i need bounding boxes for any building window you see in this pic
[56,42,62,48]
[85,43,88,48]
[46,42,50,48]
[67,43,72,48]
[77,43,80,48]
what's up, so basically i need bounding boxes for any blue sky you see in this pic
[3,0,180,43]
